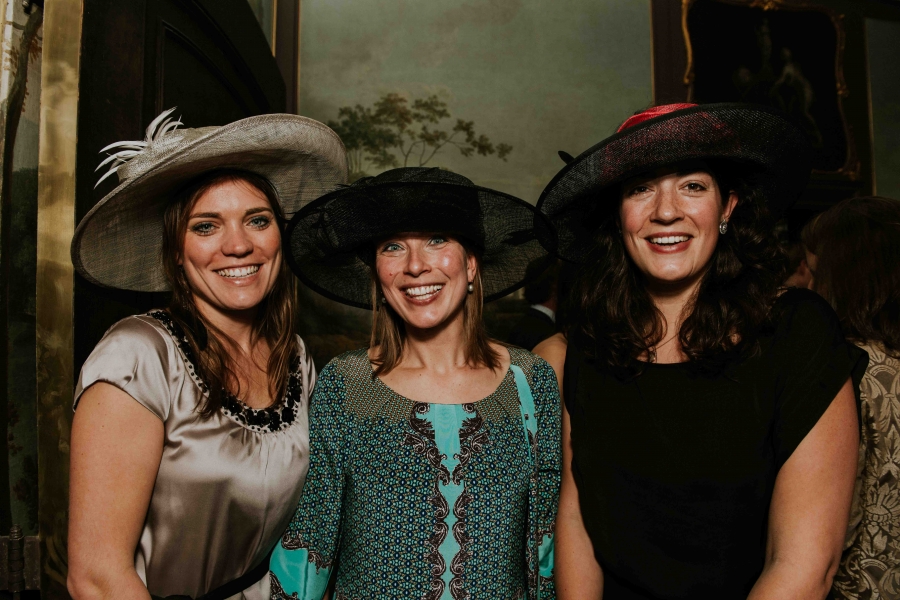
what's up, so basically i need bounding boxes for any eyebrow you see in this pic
[188,207,274,219]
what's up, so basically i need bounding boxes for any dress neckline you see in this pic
[366,347,515,407]
[147,309,303,433]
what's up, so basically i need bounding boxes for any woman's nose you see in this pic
[650,187,681,224]
[404,245,429,276]
[222,225,253,257]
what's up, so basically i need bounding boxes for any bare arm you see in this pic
[748,378,859,600]
[68,383,164,600]
[534,334,603,599]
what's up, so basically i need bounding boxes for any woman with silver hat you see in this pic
[67,110,347,600]
[269,167,559,600]
[533,103,868,599]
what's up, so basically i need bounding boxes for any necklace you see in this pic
[648,334,678,363]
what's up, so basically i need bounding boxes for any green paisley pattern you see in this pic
[834,342,900,600]
[270,347,560,600]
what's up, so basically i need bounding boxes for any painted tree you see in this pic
[328,93,512,181]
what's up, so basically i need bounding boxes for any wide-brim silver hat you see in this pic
[71,109,348,291]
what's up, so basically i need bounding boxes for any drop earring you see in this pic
[719,220,728,234]
[467,282,474,294]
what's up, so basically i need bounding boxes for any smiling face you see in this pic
[619,167,737,294]
[374,233,477,332]
[179,178,283,320]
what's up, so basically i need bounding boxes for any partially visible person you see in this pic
[507,257,559,350]
[271,167,559,599]
[67,111,347,600]
[783,239,813,288]
[535,103,867,599]
[802,197,900,600]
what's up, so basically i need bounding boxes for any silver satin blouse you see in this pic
[74,312,314,599]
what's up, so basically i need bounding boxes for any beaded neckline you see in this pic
[148,310,302,433]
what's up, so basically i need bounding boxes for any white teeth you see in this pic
[405,284,443,298]
[649,235,690,245]
[216,265,260,278]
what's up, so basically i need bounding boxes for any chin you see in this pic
[213,293,268,313]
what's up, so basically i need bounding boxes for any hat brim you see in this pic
[71,114,348,291]
[285,181,552,309]
[537,103,812,262]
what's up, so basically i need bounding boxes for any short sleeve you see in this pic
[770,289,869,467]
[74,316,175,421]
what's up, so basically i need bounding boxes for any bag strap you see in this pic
[510,363,542,600]
[510,365,537,465]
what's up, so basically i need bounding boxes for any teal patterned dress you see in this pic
[270,347,560,600]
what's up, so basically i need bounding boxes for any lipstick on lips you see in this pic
[645,233,692,253]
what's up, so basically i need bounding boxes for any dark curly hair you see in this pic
[567,160,787,375]
[802,196,900,356]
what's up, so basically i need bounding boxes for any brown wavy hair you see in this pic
[802,196,900,356]
[368,240,501,376]
[567,160,787,375]
[161,169,298,417]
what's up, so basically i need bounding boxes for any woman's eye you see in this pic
[381,242,403,252]
[191,222,215,235]
[249,215,271,229]
[684,182,707,192]
[428,236,448,245]
[625,185,650,197]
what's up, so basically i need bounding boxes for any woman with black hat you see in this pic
[270,167,559,600]
[67,110,346,599]
[534,103,868,599]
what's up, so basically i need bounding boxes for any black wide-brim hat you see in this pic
[285,167,552,309]
[536,103,813,262]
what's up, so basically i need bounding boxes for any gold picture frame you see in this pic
[680,0,860,180]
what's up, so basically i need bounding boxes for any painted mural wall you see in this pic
[299,0,652,203]
[866,18,900,200]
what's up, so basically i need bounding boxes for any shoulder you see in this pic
[75,313,180,417]
[313,348,370,388]
[772,288,840,329]
[508,345,558,389]
[324,348,370,375]
[764,288,847,349]
[87,313,177,368]
[855,341,897,390]
[532,333,567,383]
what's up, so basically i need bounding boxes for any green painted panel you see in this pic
[867,18,900,200]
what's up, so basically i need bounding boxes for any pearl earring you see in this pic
[467,283,474,293]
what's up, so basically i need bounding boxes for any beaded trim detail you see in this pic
[148,310,302,433]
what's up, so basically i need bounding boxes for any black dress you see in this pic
[564,289,868,600]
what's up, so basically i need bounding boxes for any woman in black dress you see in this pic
[534,103,868,599]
